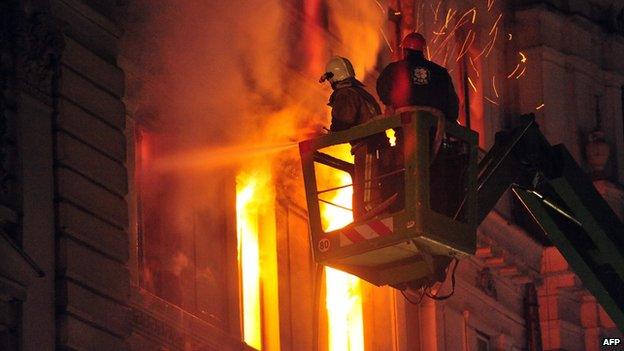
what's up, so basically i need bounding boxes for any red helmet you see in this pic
[401,32,426,52]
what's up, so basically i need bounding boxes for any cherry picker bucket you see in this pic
[299,111,478,287]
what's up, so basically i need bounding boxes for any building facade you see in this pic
[0,0,623,350]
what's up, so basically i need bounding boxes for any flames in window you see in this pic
[236,166,280,350]
[236,172,264,349]
[317,144,365,350]
[126,0,530,349]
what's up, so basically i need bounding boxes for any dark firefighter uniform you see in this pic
[327,77,386,220]
[376,50,459,121]
[375,36,463,218]
[328,78,381,132]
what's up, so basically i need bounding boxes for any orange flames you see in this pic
[236,166,280,350]
[236,172,263,349]
[233,1,531,349]
[325,267,365,351]
[317,144,365,351]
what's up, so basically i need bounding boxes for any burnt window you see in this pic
[134,126,234,328]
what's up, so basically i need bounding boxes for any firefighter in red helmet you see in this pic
[375,33,462,215]
[320,56,387,220]
[377,34,462,289]
[376,32,459,121]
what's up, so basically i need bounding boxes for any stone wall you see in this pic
[0,1,131,350]
[51,0,131,350]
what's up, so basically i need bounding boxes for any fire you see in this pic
[236,167,280,350]
[236,173,263,349]
[326,267,365,351]
[317,144,365,351]
[386,129,397,147]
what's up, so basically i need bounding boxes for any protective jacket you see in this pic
[328,78,382,132]
[376,52,459,121]
[327,77,385,220]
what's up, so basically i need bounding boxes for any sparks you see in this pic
[444,8,455,27]
[454,8,477,28]
[484,96,499,105]
[468,76,477,93]
[432,8,475,57]
[432,8,454,44]
[507,64,520,79]
[470,8,477,24]
[520,51,527,63]
[536,103,545,110]
[372,0,385,13]
[484,27,498,58]
[379,27,393,53]
[475,26,498,60]
[487,0,496,11]
[515,66,527,79]
[432,7,455,42]
[469,56,480,77]
[433,0,442,22]
[479,27,498,57]
[489,14,502,35]
[492,76,499,98]
[456,30,475,62]
[508,33,513,40]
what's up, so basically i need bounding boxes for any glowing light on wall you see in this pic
[326,267,365,351]
[318,144,365,351]
[237,174,263,349]
[236,167,281,351]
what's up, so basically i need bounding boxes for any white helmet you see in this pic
[319,56,355,84]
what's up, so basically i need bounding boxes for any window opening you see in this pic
[476,330,490,351]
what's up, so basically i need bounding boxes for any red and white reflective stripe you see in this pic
[339,217,394,246]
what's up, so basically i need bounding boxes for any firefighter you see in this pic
[376,32,464,216]
[376,34,462,291]
[320,56,387,220]
[376,32,459,121]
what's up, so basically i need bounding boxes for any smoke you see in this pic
[123,0,386,154]
[326,0,384,78]
[123,1,290,145]
[121,0,386,331]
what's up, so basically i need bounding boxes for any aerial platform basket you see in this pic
[299,111,479,287]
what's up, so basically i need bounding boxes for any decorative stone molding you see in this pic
[131,307,187,350]
[130,287,244,351]
[476,267,498,299]
[476,214,541,290]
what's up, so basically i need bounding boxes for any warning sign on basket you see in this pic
[318,238,331,252]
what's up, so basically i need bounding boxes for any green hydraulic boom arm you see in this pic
[476,114,624,332]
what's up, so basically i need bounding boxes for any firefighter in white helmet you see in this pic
[319,56,387,220]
